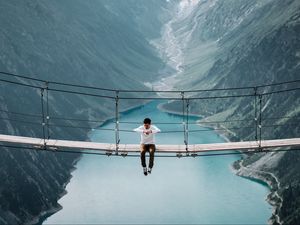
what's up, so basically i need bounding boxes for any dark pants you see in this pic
[140,144,155,168]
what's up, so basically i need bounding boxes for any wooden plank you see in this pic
[193,141,259,152]
[0,134,44,146]
[0,134,300,154]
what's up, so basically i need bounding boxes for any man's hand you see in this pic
[143,130,152,135]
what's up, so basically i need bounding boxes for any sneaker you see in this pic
[143,167,148,176]
[148,168,152,174]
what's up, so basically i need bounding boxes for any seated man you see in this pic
[134,118,161,176]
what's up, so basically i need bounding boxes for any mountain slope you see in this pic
[0,1,166,224]
[159,1,300,224]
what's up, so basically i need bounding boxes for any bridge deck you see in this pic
[0,134,300,154]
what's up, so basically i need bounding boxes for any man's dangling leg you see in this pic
[140,144,148,175]
[148,144,155,173]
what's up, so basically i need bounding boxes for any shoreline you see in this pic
[32,156,81,225]
[157,102,205,118]
[158,101,282,225]
[157,102,232,143]
[232,160,282,225]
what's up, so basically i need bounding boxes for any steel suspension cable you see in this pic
[1,76,300,100]
[2,108,298,125]
[0,115,298,133]
[1,71,300,93]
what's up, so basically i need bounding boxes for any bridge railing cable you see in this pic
[1,71,300,93]
[1,75,300,100]
[1,108,298,125]
[0,115,298,133]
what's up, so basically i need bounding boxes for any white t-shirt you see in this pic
[133,125,161,144]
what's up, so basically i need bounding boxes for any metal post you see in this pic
[115,91,120,155]
[40,88,46,149]
[258,94,263,150]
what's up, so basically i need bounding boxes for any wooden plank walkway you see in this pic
[1,134,300,154]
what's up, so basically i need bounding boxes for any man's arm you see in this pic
[133,126,144,133]
[150,125,161,134]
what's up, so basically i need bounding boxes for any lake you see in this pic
[44,101,271,224]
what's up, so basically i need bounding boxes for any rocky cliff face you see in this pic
[160,1,300,224]
[0,1,166,224]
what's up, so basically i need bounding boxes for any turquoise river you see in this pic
[44,101,271,224]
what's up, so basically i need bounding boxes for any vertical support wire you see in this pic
[115,91,120,155]
[45,82,50,139]
[185,98,190,153]
[181,92,187,148]
[254,87,258,142]
[258,94,263,150]
[40,88,46,149]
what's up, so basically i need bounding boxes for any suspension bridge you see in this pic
[0,71,299,157]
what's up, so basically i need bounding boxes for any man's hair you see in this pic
[143,118,151,124]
